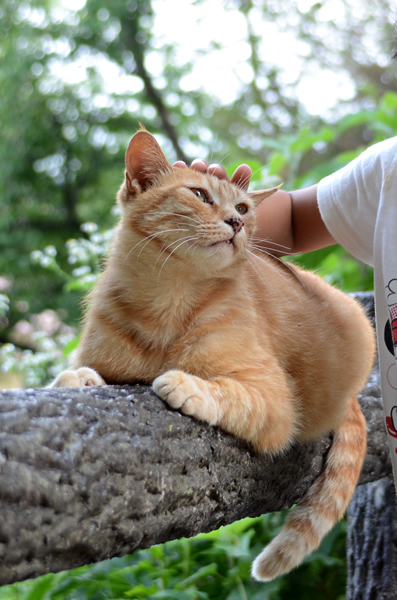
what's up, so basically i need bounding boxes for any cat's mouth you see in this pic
[211,237,234,247]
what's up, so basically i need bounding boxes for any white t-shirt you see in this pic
[318,137,397,487]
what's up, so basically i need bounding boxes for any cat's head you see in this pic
[116,129,278,275]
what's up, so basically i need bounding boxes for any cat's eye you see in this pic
[191,188,213,205]
[236,203,248,215]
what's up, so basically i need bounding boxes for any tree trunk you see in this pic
[347,477,397,600]
[345,292,397,600]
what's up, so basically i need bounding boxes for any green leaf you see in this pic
[335,111,374,134]
[176,563,217,589]
[381,91,397,111]
[21,574,56,600]
[225,160,265,183]
[65,278,96,293]
[125,583,158,597]
[62,335,80,358]
[151,591,196,600]
[267,152,287,176]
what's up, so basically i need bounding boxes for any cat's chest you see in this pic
[136,302,216,350]
[107,276,251,375]
[132,281,229,346]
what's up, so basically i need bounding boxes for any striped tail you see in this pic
[252,395,366,581]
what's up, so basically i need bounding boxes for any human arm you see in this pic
[255,185,336,255]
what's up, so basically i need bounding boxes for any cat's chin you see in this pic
[204,239,236,257]
[193,239,244,271]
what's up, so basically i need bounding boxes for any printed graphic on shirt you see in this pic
[384,279,397,449]
[383,281,397,388]
[386,361,397,391]
[386,279,397,354]
[386,406,397,439]
[384,319,394,356]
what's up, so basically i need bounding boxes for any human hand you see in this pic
[173,159,252,191]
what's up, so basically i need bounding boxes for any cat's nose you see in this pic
[224,216,243,233]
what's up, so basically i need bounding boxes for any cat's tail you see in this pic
[252,394,366,581]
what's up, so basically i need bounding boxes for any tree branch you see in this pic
[0,293,390,586]
[0,368,388,586]
[124,17,189,162]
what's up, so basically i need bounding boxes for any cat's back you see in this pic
[247,251,372,346]
[245,251,375,437]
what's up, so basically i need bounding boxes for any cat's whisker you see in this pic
[150,211,203,224]
[154,234,198,267]
[243,250,277,299]
[249,245,293,257]
[157,236,199,280]
[124,232,161,263]
[182,238,197,258]
[123,228,187,263]
[176,222,197,230]
[209,134,217,165]
[235,171,250,189]
[250,236,292,251]
[246,249,296,291]
[216,151,231,168]
[235,165,264,189]
[249,243,296,257]
[247,247,305,289]
[136,228,189,260]
[264,252,306,288]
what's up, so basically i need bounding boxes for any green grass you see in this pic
[0,514,347,600]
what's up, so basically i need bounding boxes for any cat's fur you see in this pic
[51,130,375,581]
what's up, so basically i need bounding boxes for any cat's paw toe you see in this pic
[179,395,217,424]
[49,367,106,388]
[153,370,218,424]
[153,370,186,408]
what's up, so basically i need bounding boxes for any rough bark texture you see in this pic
[357,372,390,485]
[0,384,333,585]
[0,374,389,586]
[347,477,397,600]
[0,292,392,587]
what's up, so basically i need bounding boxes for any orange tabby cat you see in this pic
[51,130,375,581]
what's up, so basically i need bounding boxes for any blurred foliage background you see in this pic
[0,0,396,597]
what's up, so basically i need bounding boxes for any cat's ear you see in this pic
[125,130,172,195]
[247,185,282,208]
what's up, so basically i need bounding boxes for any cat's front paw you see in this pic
[153,370,218,425]
[49,367,106,388]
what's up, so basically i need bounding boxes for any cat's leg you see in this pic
[48,367,106,388]
[153,367,297,453]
